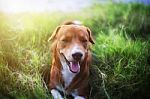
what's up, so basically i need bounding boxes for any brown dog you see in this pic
[48,20,94,99]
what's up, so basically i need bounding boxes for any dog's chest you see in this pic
[61,67,77,88]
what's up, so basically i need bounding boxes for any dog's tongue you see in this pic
[70,62,80,73]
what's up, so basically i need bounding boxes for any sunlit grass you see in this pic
[0,3,150,99]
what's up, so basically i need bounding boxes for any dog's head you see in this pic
[48,22,94,73]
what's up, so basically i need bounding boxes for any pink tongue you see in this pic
[70,62,79,73]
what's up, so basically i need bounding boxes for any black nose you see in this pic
[72,52,83,61]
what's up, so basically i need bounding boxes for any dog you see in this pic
[48,20,94,99]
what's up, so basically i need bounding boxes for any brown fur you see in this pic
[48,21,94,98]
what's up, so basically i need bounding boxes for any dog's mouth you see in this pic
[69,61,80,73]
[62,54,80,73]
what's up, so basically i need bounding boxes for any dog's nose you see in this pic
[72,52,83,61]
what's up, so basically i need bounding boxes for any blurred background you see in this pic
[0,0,150,99]
[0,0,150,13]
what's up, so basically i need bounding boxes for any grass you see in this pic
[0,2,150,99]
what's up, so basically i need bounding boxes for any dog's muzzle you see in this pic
[62,53,81,73]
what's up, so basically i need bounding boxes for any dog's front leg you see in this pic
[74,96,85,99]
[72,92,85,99]
[51,89,64,99]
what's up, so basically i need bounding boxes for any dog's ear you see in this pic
[87,27,95,44]
[48,26,61,42]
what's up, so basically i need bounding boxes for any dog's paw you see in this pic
[74,96,85,99]
[51,89,64,99]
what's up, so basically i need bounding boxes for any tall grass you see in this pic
[0,2,150,99]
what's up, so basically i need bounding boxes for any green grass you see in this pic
[0,2,150,99]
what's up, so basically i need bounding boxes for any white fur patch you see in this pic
[61,58,77,88]
[51,89,64,99]
[74,96,85,99]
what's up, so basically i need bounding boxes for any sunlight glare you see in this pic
[0,0,91,13]
[0,0,49,13]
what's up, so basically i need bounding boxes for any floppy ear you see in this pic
[48,26,61,42]
[87,27,95,44]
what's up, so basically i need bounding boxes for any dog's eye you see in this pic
[81,39,87,43]
[61,39,68,43]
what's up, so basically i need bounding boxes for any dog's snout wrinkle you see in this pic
[72,52,83,61]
